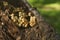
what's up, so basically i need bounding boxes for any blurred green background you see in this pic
[27,0,60,34]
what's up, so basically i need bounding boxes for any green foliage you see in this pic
[28,0,60,8]
[27,0,44,7]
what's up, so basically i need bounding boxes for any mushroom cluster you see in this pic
[0,1,37,28]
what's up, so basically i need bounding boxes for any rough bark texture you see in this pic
[0,0,56,40]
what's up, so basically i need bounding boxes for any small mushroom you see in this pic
[19,12,22,17]
[22,18,28,27]
[29,16,36,27]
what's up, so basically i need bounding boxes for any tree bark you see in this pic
[0,0,56,40]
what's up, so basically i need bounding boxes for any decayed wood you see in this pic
[0,0,56,40]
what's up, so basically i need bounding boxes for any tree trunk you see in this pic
[0,0,56,40]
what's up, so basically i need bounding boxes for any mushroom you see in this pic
[29,16,36,27]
